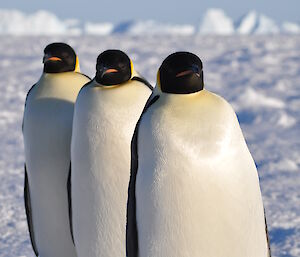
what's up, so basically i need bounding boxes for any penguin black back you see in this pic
[43,43,77,73]
[159,51,204,94]
[95,49,132,86]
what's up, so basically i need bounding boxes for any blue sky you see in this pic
[2,0,300,24]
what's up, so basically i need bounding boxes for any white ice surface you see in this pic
[199,9,234,35]
[84,22,114,36]
[0,35,300,257]
[236,11,280,35]
[0,9,299,36]
[254,15,280,35]
[0,9,81,36]
[113,20,195,36]
[282,22,300,35]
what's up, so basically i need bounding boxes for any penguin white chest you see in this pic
[71,82,151,257]
[23,73,90,257]
[135,92,268,257]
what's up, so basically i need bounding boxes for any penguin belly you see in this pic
[23,72,90,257]
[135,90,269,257]
[71,81,151,257]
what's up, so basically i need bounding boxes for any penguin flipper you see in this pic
[126,95,159,257]
[126,122,140,257]
[264,209,272,257]
[24,165,39,256]
[75,72,92,80]
[22,84,36,132]
[131,76,154,91]
[67,163,75,245]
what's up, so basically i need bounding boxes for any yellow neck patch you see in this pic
[74,56,80,72]
[130,60,134,78]
[156,70,161,90]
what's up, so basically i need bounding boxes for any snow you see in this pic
[0,9,81,36]
[236,11,258,35]
[199,9,234,35]
[0,35,300,257]
[0,9,195,36]
[236,11,280,35]
[84,22,114,36]
[0,9,299,36]
[282,22,300,34]
[255,15,280,35]
[112,20,195,36]
[233,87,285,111]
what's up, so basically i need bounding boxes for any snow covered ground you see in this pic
[1,9,300,36]
[0,35,299,257]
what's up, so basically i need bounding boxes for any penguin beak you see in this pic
[176,70,194,77]
[101,68,119,78]
[43,55,62,63]
[176,66,200,78]
[104,68,119,74]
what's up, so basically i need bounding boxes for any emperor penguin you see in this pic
[70,49,152,257]
[23,42,91,257]
[126,52,271,257]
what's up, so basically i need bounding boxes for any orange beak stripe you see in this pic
[46,57,62,62]
[176,70,194,77]
[104,68,119,74]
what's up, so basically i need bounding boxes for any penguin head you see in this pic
[95,50,132,86]
[43,43,80,73]
[158,52,204,94]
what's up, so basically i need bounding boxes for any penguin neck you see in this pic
[93,79,119,88]
[39,71,76,85]
[42,71,75,77]
[131,67,139,77]
[156,85,205,99]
